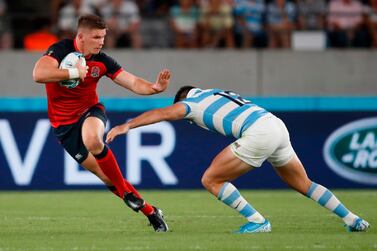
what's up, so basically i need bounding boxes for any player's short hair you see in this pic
[77,14,107,30]
[174,85,196,104]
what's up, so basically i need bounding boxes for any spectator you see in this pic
[297,0,326,30]
[233,0,266,48]
[58,0,93,39]
[0,0,13,50]
[24,18,59,52]
[327,0,368,48]
[366,0,377,47]
[82,0,107,14]
[200,0,235,48]
[199,0,235,8]
[170,0,200,48]
[266,0,297,49]
[100,0,142,48]
[136,0,176,16]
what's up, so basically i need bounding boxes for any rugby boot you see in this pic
[235,220,271,234]
[147,206,169,232]
[346,217,370,232]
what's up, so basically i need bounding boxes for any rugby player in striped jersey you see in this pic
[107,86,370,233]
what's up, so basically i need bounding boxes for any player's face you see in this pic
[82,28,106,55]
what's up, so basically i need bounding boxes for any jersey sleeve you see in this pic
[44,41,70,64]
[101,53,123,80]
[180,101,194,119]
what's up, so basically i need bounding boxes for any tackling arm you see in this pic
[106,103,187,143]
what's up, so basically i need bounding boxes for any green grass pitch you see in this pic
[0,190,376,251]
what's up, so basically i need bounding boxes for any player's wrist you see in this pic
[68,68,80,79]
[152,83,162,93]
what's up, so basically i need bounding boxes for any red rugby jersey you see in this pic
[43,39,122,128]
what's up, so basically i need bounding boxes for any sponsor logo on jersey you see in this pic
[91,66,100,78]
[323,117,377,185]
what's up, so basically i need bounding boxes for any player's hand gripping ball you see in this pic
[59,52,86,89]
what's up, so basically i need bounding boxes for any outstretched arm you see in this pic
[106,103,187,143]
[113,69,171,95]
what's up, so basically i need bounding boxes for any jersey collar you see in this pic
[186,88,202,98]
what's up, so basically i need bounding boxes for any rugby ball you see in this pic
[59,52,86,89]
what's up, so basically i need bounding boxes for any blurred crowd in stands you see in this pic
[1,0,377,51]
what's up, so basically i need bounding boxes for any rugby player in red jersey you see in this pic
[32,14,169,232]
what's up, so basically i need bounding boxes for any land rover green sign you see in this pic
[323,117,377,185]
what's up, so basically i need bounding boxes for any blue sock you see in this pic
[218,182,265,223]
[306,182,357,225]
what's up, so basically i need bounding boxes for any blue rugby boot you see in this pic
[346,218,370,232]
[236,220,271,234]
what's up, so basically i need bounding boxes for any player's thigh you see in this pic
[273,155,312,194]
[53,122,89,163]
[82,117,105,145]
[81,105,107,145]
[267,117,312,194]
[203,145,253,183]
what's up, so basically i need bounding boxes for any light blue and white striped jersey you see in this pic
[180,88,270,138]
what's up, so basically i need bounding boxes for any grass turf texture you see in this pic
[0,190,375,251]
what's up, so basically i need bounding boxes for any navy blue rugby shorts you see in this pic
[53,103,107,164]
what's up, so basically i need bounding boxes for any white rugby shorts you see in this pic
[230,114,295,167]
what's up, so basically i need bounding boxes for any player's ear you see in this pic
[77,31,84,41]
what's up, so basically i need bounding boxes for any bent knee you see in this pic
[201,174,220,193]
[83,137,104,154]
[201,175,211,190]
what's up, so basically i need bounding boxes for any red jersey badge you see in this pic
[91,66,100,78]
